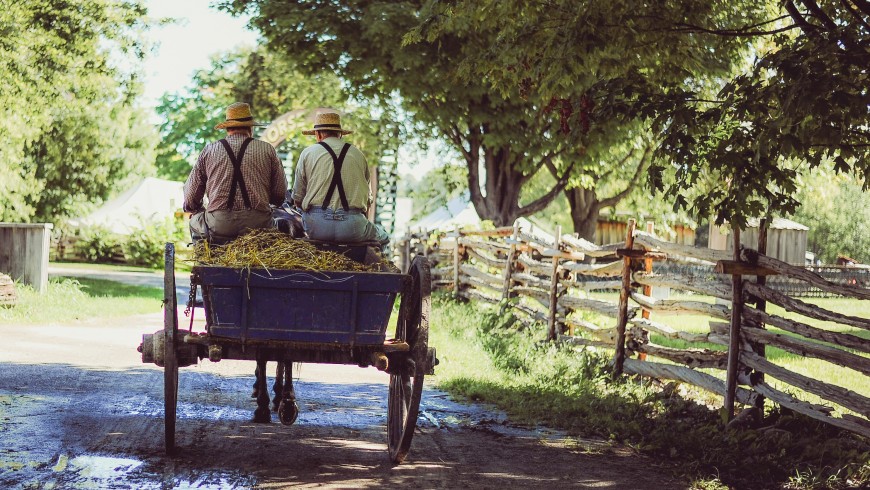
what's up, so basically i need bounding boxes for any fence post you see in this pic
[501,221,520,308]
[452,226,461,298]
[613,219,637,378]
[639,221,655,361]
[402,235,411,273]
[547,225,562,341]
[724,227,744,422]
[752,218,769,412]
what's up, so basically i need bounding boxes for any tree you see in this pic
[222,0,585,227]
[405,0,770,234]
[155,46,396,182]
[0,0,156,222]
[649,2,870,227]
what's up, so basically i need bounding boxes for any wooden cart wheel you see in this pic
[163,243,179,454]
[388,255,431,464]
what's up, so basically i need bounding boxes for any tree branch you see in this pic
[598,146,652,209]
[800,0,839,31]
[851,0,870,17]
[840,0,870,30]
[517,160,577,216]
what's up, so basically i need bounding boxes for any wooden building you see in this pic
[709,217,808,265]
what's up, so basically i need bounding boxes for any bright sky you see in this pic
[140,0,257,110]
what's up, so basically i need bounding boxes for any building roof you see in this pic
[746,217,808,231]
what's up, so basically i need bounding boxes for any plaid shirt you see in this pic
[183,133,287,213]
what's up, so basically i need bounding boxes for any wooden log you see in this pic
[512,302,550,324]
[432,266,453,277]
[752,382,870,439]
[560,234,615,258]
[741,248,870,300]
[460,275,502,295]
[452,229,461,297]
[547,226,563,340]
[461,227,515,237]
[633,272,731,300]
[562,260,623,278]
[614,219,637,378]
[563,318,616,342]
[460,237,510,255]
[632,230,729,263]
[635,342,728,369]
[467,247,505,269]
[460,264,503,288]
[558,334,616,350]
[568,279,623,291]
[725,228,744,422]
[517,253,554,276]
[458,289,501,305]
[630,318,715,344]
[559,295,624,318]
[501,222,520,302]
[616,249,668,260]
[714,261,779,276]
[741,326,870,376]
[0,273,17,306]
[515,229,555,248]
[630,292,731,320]
[743,306,870,354]
[542,248,586,261]
[623,359,755,405]
[744,282,870,331]
[740,351,870,417]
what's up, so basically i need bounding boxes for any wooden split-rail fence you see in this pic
[394,219,870,438]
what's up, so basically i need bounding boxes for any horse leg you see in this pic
[251,364,260,399]
[252,359,271,423]
[278,360,299,426]
[272,361,284,412]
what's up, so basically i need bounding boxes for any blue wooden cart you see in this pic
[139,243,434,464]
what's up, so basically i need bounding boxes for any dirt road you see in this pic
[1,293,685,488]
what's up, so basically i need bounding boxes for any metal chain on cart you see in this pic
[184,278,198,332]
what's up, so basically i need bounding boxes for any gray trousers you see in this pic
[302,208,389,246]
[189,209,272,243]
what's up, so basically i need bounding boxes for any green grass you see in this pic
[428,292,870,489]
[0,277,163,325]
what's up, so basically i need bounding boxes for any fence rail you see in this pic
[395,219,870,439]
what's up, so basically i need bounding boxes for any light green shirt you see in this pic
[291,137,372,212]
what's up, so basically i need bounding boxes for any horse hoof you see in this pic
[278,400,299,426]
[252,408,271,423]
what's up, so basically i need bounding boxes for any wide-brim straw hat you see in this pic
[302,112,353,135]
[214,102,266,130]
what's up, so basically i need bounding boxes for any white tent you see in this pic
[410,195,480,232]
[78,177,184,234]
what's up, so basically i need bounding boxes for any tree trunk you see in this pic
[565,187,601,241]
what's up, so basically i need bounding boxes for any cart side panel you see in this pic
[197,267,404,345]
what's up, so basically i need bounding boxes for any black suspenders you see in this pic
[219,138,253,210]
[318,141,352,212]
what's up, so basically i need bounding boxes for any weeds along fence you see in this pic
[395,219,870,438]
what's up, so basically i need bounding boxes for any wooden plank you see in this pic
[616,249,668,260]
[568,279,623,291]
[562,260,623,277]
[501,222,520,301]
[613,219,637,378]
[460,237,510,255]
[541,248,585,261]
[459,289,500,305]
[563,318,616,342]
[560,295,623,318]
[560,234,614,258]
[741,248,870,300]
[725,228,744,422]
[752,382,870,439]
[461,227,515,237]
[632,230,729,263]
[558,334,615,350]
[516,253,553,276]
[714,260,779,276]
[744,282,870,331]
[743,306,870,354]
[740,351,870,417]
[741,326,870,376]
[634,271,731,300]
[630,318,720,344]
[466,247,505,269]
[630,292,731,320]
[623,359,755,405]
[635,342,728,369]
[460,264,502,287]
[460,276,501,294]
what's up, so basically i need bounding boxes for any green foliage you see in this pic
[75,226,122,263]
[430,294,870,488]
[650,3,870,228]
[794,169,870,264]
[400,163,468,220]
[0,0,157,222]
[122,218,186,268]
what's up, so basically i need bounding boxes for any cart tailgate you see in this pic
[195,267,405,345]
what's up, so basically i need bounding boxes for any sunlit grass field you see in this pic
[0,277,163,325]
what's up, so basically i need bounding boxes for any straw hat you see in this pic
[214,102,265,130]
[302,112,353,135]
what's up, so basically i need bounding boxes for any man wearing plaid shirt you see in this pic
[183,102,288,242]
